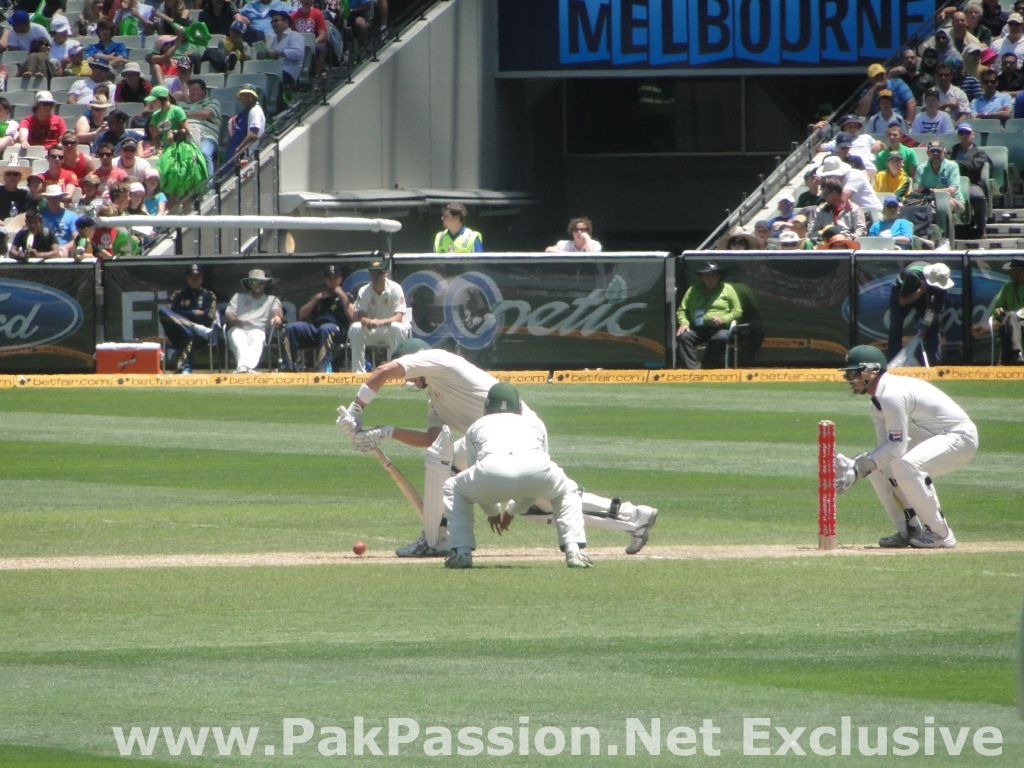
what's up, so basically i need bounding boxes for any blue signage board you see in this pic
[498,0,932,75]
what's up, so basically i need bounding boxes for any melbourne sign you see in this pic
[498,0,933,74]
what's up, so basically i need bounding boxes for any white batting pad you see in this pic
[423,426,455,548]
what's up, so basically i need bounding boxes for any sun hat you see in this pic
[696,261,726,274]
[923,263,954,290]
[715,225,759,250]
[779,230,801,243]
[120,62,143,77]
[87,94,112,109]
[34,91,56,105]
[241,268,272,288]
[817,156,851,176]
[0,160,31,181]
[41,184,65,198]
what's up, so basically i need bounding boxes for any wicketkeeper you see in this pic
[444,383,592,570]
[336,339,658,557]
[835,345,978,548]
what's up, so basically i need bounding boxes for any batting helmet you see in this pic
[392,339,430,359]
[484,382,521,415]
[841,345,887,373]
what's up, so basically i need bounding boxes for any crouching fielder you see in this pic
[835,345,978,549]
[444,383,591,569]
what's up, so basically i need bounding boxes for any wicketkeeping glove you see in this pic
[834,453,857,494]
[336,402,363,436]
[353,425,394,452]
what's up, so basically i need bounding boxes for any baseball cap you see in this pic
[877,88,893,99]
[27,173,45,183]
[841,345,887,372]
[883,195,900,207]
[34,91,56,105]
[323,264,340,276]
[144,85,170,102]
[964,44,983,56]
[368,259,387,272]
[120,138,139,150]
[867,63,886,77]
[269,9,290,20]
[120,62,142,76]
[841,114,864,127]
[236,84,260,99]
[779,230,801,243]
[778,191,794,203]
[75,214,96,230]
[50,14,71,33]
[129,181,146,194]
[957,123,974,134]
[927,139,945,152]
[10,10,30,26]
[791,213,808,225]
[835,131,853,149]
[185,263,203,276]
[484,382,521,415]
[67,41,84,55]
[230,20,246,32]
[1009,12,1024,23]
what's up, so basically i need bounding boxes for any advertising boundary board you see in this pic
[3,367,1021,388]
[1,252,1015,373]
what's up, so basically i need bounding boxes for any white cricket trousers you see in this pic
[444,452,586,552]
[227,327,267,372]
[347,323,411,373]
[869,421,978,535]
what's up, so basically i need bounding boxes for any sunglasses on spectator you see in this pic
[5,171,21,177]
[61,140,75,145]
[572,227,589,233]
[48,154,64,160]
[121,146,136,152]
[97,152,113,157]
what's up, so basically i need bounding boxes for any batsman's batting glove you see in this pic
[352,425,394,452]
[336,402,363,436]
[834,453,857,494]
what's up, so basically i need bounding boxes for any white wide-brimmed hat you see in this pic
[817,156,851,177]
[41,184,65,198]
[923,263,954,290]
[241,268,272,288]
[715,225,759,250]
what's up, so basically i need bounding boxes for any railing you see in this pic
[143,0,446,257]
[697,0,959,251]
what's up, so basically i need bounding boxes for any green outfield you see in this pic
[1,381,1022,766]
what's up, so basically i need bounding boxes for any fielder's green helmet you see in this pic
[842,345,887,373]
[484,382,521,415]
[392,339,430,359]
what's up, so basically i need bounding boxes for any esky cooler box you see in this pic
[94,342,163,374]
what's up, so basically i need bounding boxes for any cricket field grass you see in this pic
[1,380,1022,766]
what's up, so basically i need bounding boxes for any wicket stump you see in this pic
[818,420,836,550]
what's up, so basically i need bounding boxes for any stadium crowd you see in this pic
[0,0,394,259]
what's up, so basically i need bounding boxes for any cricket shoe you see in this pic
[909,525,956,549]
[565,550,594,568]
[624,505,658,555]
[395,528,450,558]
[444,551,473,569]
[878,531,911,548]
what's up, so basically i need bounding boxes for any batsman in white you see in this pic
[336,339,658,557]
[444,382,592,570]
[835,345,978,549]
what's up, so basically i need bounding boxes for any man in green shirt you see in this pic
[988,257,1024,364]
[916,140,965,213]
[676,261,742,369]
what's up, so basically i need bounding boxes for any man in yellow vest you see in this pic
[434,202,483,253]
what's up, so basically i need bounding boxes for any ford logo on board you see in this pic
[0,278,84,349]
